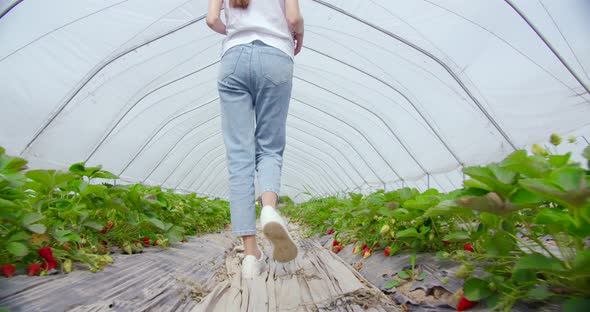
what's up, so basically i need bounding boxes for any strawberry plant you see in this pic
[0,147,230,277]
[282,135,590,311]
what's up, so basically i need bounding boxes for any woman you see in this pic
[206,0,304,278]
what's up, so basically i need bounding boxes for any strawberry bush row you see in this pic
[282,135,590,311]
[1,147,230,277]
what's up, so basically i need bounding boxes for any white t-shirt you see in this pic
[221,0,295,60]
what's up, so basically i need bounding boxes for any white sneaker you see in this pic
[242,250,265,279]
[260,205,298,262]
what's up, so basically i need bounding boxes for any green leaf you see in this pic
[8,231,30,242]
[527,284,550,300]
[26,223,46,234]
[549,167,585,191]
[22,212,45,225]
[443,231,470,242]
[463,179,493,191]
[7,241,29,257]
[509,188,544,205]
[92,170,119,180]
[396,228,418,239]
[535,208,574,228]
[485,231,515,256]
[148,218,166,230]
[166,232,183,244]
[416,272,428,281]
[515,254,565,272]
[512,268,536,283]
[68,162,87,175]
[463,278,493,301]
[573,249,590,272]
[549,153,570,167]
[0,198,18,209]
[383,279,401,289]
[397,270,411,279]
[500,150,549,178]
[4,156,27,171]
[563,298,590,312]
[83,221,104,231]
[25,169,53,185]
[462,165,516,197]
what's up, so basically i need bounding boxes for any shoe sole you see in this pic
[262,221,298,262]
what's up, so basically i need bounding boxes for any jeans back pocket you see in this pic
[218,47,243,82]
[259,51,294,86]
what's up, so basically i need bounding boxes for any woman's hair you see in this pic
[229,0,249,8]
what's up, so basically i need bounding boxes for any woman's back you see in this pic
[222,0,295,60]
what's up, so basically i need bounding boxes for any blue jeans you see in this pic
[217,40,294,237]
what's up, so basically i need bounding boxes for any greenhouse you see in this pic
[1,0,589,311]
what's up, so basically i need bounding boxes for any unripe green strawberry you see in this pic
[532,144,548,156]
[63,259,72,273]
[455,264,472,279]
[568,136,576,143]
[488,282,496,291]
[380,224,390,234]
[102,255,114,264]
[550,133,562,146]
[122,243,133,255]
[353,244,362,255]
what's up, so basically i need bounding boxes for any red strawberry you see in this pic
[332,240,340,247]
[332,245,343,253]
[326,228,334,235]
[361,244,368,250]
[26,263,41,276]
[384,246,392,257]
[443,240,452,246]
[99,239,108,246]
[41,260,58,271]
[153,240,158,246]
[373,242,381,248]
[38,246,55,262]
[100,227,108,234]
[107,221,114,229]
[63,243,72,251]
[1,264,16,277]
[143,237,151,246]
[463,243,474,252]
[457,295,476,311]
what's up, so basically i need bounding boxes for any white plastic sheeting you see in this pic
[1,0,589,203]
